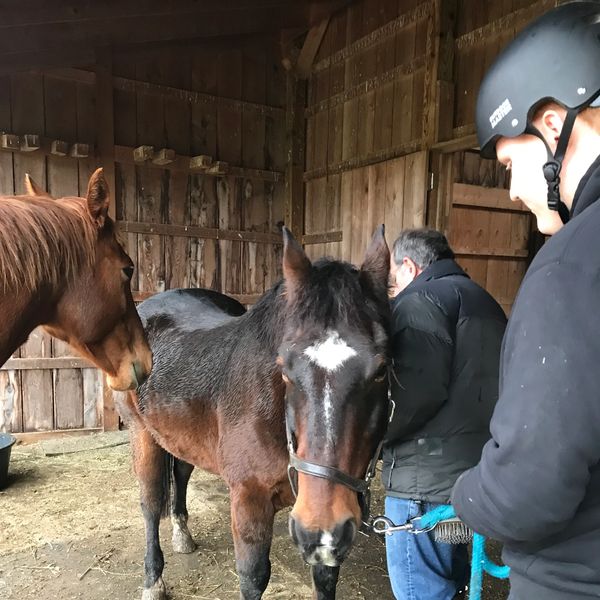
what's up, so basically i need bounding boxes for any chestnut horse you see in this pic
[0,169,152,390]
[118,226,391,599]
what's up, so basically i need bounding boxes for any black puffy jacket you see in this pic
[451,155,600,600]
[382,259,507,503]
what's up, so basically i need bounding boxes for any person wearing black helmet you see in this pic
[451,2,600,600]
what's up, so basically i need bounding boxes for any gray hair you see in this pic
[392,228,454,269]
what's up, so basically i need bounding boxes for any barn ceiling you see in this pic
[0,0,351,72]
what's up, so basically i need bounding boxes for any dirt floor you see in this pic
[0,432,509,600]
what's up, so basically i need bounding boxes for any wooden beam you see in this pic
[302,231,342,245]
[422,0,458,145]
[117,221,283,245]
[0,4,326,57]
[296,17,331,79]
[304,138,423,181]
[1,357,94,371]
[114,145,282,182]
[453,183,527,213]
[112,74,284,117]
[284,72,306,239]
[432,132,478,153]
[454,246,529,258]
[12,428,103,445]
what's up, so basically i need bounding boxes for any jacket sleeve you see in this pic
[385,291,454,443]
[451,262,600,543]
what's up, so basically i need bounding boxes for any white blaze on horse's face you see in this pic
[303,330,357,372]
[304,330,357,445]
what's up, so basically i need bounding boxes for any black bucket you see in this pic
[0,433,16,489]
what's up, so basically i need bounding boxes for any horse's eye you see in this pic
[122,265,134,280]
[373,365,388,383]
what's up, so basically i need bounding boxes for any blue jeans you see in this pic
[385,496,469,600]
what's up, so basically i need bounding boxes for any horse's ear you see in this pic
[360,224,390,296]
[282,226,311,300]
[86,168,110,228]
[24,174,49,197]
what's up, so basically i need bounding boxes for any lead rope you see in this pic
[372,504,509,600]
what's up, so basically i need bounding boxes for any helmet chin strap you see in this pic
[528,108,578,224]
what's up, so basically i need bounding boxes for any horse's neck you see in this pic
[0,287,56,366]
[234,287,287,357]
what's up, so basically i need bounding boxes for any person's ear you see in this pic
[537,108,566,152]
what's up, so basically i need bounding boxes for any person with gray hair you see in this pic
[383,228,506,600]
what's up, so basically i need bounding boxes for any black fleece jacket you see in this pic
[451,154,600,600]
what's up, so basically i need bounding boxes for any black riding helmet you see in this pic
[475,1,600,223]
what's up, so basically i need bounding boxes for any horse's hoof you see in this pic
[171,515,197,554]
[142,577,167,600]
[172,529,197,554]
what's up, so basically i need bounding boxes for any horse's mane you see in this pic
[0,195,96,293]
[287,258,389,331]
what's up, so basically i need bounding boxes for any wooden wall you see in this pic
[0,0,566,435]
[304,0,561,312]
[0,72,103,435]
[0,41,287,436]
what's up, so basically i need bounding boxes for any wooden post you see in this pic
[95,46,119,431]
[422,0,458,146]
[284,71,306,241]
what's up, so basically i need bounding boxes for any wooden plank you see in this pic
[13,427,103,444]
[113,149,281,182]
[303,231,343,245]
[132,291,263,306]
[341,3,362,165]
[297,18,331,79]
[2,358,94,371]
[373,0,398,154]
[392,6,418,148]
[118,221,283,244]
[242,47,268,295]
[402,151,427,229]
[454,246,529,258]
[384,156,406,242]
[367,161,387,244]
[304,138,423,180]
[45,72,84,431]
[284,72,306,239]
[350,166,368,266]
[265,43,286,288]
[11,72,53,432]
[113,73,284,117]
[340,170,354,261]
[161,50,192,291]
[95,47,116,221]
[453,182,527,212]
[136,55,167,297]
[189,45,219,290]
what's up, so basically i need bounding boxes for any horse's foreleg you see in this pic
[311,565,340,600]
[230,485,275,600]
[171,458,197,553]
[131,425,169,600]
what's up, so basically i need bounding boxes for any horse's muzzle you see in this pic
[289,516,357,567]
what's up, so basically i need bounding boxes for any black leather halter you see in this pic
[285,383,394,525]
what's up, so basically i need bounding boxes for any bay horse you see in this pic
[0,169,152,390]
[118,226,391,599]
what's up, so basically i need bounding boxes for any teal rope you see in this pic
[415,505,509,600]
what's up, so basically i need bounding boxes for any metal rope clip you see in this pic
[371,516,415,535]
